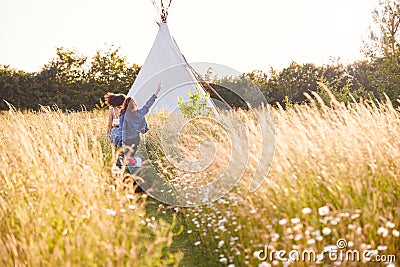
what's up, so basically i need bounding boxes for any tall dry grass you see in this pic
[1,92,399,266]
[146,95,400,266]
[0,107,181,266]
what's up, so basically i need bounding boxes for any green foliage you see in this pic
[369,57,400,102]
[87,46,140,93]
[316,77,369,106]
[282,95,294,108]
[177,87,212,119]
[364,0,400,103]
[0,65,33,110]
[216,61,375,108]
[0,46,139,111]
[268,62,321,104]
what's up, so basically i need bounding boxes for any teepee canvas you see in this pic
[127,9,218,114]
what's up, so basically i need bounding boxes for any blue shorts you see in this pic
[110,126,122,147]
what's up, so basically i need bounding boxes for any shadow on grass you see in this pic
[143,198,219,267]
[126,161,220,266]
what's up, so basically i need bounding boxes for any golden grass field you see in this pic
[0,94,399,266]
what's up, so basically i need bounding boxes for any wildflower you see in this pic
[194,241,201,246]
[312,230,321,236]
[270,233,279,242]
[218,240,224,248]
[392,229,399,237]
[291,218,300,224]
[307,239,316,245]
[322,227,332,235]
[292,244,300,250]
[279,219,288,225]
[294,234,303,241]
[377,245,387,251]
[253,250,261,258]
[293,223,303,231]
[355,228,363,236]
[318,206,329,216]
[106,209,116,216]
[302,207,312,215]
[348,224,356,230]
[219,257,227,264]
[218,218,227,225]
[386,221,395,228]
[330,218,339,225]
[377,227,388,237]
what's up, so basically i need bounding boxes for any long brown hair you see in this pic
[104,93,126,107]
[119,97,138,117]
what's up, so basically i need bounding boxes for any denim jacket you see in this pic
[120,94,157,140]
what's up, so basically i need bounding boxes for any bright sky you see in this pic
[0,0,379,73]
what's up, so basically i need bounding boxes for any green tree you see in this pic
[0,65,37,110]
[88,46,139,91]
[261,62,322,106]
[37,47,87,110]
[87,46,140,108]
[0,46,142,111]
[364,0,400,102]
[316,77,369,106]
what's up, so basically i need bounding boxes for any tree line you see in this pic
[1,0,399,111]
[0,46,140,111]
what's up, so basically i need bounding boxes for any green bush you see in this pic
[178,87,212,119]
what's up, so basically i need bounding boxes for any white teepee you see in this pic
[127,6,218,114]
